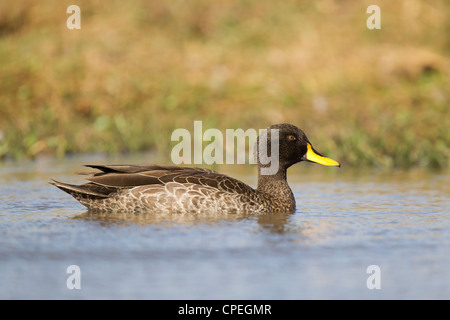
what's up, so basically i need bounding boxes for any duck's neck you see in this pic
[256,167,295,211]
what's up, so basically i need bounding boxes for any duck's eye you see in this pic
[287,135,296,141]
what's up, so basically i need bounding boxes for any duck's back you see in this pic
[50,165,271,214]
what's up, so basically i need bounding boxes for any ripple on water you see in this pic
[0,158,449,299]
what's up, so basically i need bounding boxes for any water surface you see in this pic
[0,154,449,299]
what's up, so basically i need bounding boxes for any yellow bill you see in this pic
[305,143,340,167]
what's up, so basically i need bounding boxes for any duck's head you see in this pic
[255,123,340,176]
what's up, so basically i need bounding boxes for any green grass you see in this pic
[0,0,449,169]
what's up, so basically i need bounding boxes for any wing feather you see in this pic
[80,164,255,196]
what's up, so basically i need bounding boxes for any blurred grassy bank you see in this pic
[0,0,449,168]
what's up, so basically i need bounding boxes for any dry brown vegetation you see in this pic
[0,0,449,168]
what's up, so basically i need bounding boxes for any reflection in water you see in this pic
[1,155,449,299]
[75,210,294,234]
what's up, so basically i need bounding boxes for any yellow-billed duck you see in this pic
[50,124,339,213]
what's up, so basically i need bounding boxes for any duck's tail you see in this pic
[49,179,110,198]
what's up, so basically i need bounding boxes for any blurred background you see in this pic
[0,0,448,168]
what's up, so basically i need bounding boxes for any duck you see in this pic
[50,123,340,214]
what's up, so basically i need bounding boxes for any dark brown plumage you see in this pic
[50,124,340,214]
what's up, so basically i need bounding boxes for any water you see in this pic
[0,154,449,299]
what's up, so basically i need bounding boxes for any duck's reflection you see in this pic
[74,210,294,234]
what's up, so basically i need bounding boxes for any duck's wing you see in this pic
[51,164,255,199]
